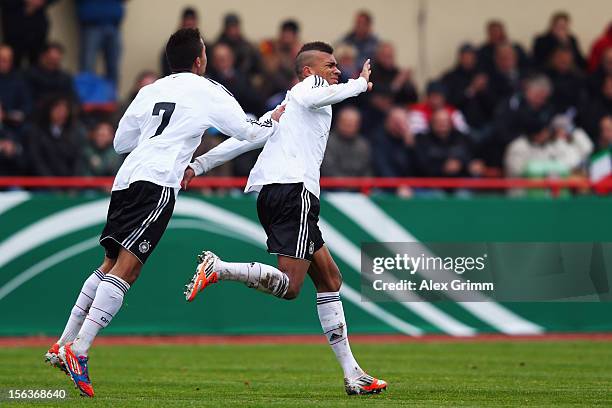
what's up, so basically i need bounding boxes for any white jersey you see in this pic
[189,75,367,198]
[246,75,367,197]
[113,72,278,193]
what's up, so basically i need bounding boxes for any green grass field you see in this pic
[1,341,611,407]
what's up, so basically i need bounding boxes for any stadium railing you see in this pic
[0,176,609,197]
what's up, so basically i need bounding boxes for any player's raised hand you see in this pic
[181,167,196,190]
[360,59,373,91]
[271,104,286,122]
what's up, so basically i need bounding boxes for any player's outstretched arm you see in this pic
[295,59,373,110]
[209,90,284,143]
[182,105,285,190]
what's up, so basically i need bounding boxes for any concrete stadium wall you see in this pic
[46,0,611,97]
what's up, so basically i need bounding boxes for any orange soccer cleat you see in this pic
[344,373,388,395]
[59,343,94,398]
[184,250,219,302]
[44,343,68,374]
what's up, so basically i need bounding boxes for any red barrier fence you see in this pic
[0,176,609,197]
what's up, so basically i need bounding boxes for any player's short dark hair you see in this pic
[281,19,299,34]
[165,28,204,73]
[295,42,334,78]
[297,41,333,56]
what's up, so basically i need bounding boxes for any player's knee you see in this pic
[283,283,302,300]
[329,272,342,292]
[111,265,141,285]
[99,257,116,274]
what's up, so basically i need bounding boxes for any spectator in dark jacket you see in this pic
[369,42,418,108]
[25,95,84,176]
[414,109,484,178]
[215,13,262,78]
[442,43,495,131]
[207,43,263,116]
[532,12,586,70]
[0,0,58,68]
[477,20,529,74]
[79,121,123,176]
[546,45,588,115]
[25,42,76,103]
[0,44,32,131]
[372,107,415,177]
[362,42,418,133]
[487,43,526,109]
[76,0,126,85]
[596,115,612,150]
[484,75,555,169]
[322,107,372,177]
[581,75,612,141]
[340,10,379,66]
[0,103,26,176]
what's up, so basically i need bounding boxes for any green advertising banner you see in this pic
[1,191,612,336]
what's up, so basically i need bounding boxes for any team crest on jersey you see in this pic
[309,241,315,255]
[138,240,151,254]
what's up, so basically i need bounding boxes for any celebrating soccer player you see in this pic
[44,28,284,397]
[182,42,387,395]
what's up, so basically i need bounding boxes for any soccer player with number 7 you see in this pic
[44,28,285,398]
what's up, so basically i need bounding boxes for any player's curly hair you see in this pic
[295,42,334,79]
[165,28,204,73]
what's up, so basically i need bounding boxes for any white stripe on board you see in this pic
[319,218,476,336]
[0,191,30,218]
[0,199,110,270]
[0,237,100,301]
[326,193,543,335]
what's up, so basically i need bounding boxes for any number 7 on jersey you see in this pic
[151,102,176,138]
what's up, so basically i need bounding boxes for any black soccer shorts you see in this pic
[257,182,324,261]
[99,181,175,264]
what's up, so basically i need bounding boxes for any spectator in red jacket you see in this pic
[408,81,469,136]
[588,22,612,73]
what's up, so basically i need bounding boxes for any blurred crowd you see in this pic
[1,1,612,195]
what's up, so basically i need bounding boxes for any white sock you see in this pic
[216,260,289,298]
[57,269,105,346]
[317,291,363,379]
[71,274,130,356]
